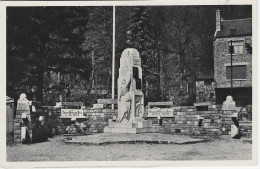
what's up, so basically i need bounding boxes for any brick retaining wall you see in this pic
[82,109,117,133]
[14,98,251,143]
[146,106,237,136]
[29,105,247,137]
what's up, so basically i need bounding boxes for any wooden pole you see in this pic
[230,40,233,96]
[112,6,115,109]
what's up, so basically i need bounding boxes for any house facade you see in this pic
[213,10,252,106]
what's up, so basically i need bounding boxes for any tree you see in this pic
[82,7,113,94]
[7,7,96,103]
[126,6,156,99]
[115,6,252,105]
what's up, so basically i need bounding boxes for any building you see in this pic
[6,96,14,135]
[213,10,252,107]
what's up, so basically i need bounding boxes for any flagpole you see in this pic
[112,6,115,109]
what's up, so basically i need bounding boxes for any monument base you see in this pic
[104,118,159,134]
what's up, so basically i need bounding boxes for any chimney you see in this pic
[216,9,221,31]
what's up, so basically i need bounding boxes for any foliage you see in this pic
[7,7,112,105]
[126,7,155,83]
[7,6,252,106]
[116,5,252,105]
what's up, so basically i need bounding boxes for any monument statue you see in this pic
[117,70,131,123]
[117,48,144,123]
[104,48,159,133]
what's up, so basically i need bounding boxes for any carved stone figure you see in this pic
[117,71,132,123]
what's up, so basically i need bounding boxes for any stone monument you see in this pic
[222,95,236,111]
[15,94,32,143]
[104,48,159,133]
[222,95,240,138]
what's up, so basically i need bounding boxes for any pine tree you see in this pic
[126,6,155,97]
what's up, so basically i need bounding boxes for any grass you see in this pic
[7,135,252,161]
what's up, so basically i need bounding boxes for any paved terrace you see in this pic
[64,133,206,145]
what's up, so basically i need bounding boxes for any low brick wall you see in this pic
[44,107,117,134]
[146,106,237,136]
[82,109,117,133]
[239,121,252,138]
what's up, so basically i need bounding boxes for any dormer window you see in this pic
[229,41,243,54]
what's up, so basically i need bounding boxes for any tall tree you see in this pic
[82,7,113,93]
[7,7,92,102]
[126,6,155,99]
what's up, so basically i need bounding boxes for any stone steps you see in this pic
[104,126,160,134]
[104,118,159,134]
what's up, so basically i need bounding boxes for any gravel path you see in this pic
[7,135,252,161]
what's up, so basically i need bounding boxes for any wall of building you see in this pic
[214,36,252,88]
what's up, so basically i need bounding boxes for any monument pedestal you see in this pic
[104,118,159,134]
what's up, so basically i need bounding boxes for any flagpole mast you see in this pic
[112,6,115,109]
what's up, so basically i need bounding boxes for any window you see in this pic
[226,65,247,79]
[229,41,243,54]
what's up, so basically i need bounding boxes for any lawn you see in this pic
[7,135,252,161]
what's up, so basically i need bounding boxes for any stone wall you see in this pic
[44,107,117,134]
[239,121,252,138]
[35,105,246,137]
[42,106,63,133]
[147,105,237,136]
[214,36,252,88]
[82,109,117,133]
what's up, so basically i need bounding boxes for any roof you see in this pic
[215,18,252,38]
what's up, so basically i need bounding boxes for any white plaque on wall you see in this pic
[147,108,174,117]
[60,109,84,118]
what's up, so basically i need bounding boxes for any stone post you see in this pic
[222,96,240,138]
[14,94,31,143]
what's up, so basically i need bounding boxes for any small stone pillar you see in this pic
[14,94,31,143]
[222,96,240,138]
[222,95,236,111]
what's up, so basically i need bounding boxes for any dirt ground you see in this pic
[7,135,252,161]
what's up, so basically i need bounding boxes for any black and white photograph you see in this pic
[1,0,258,168]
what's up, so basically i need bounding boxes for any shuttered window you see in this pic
[226,65,247,79]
